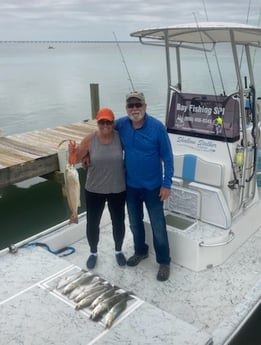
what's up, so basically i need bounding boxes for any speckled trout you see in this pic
[105,297,128,328]
[89,291,129,321]
[75,285,111,310]
[62,272,97,294]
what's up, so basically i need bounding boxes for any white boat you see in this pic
[1,23,261,345]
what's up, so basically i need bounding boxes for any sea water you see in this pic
[1,42,261,248]
[0,42,168,136]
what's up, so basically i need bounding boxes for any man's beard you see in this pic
[128,111,144,122]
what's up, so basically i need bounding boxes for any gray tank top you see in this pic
[85,130,125,193]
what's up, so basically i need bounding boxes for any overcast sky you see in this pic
[1,0,261,41]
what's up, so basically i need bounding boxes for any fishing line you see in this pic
[196,8,239,186]
[252,7,261,67]
[113,31,135,91]
[192,12,218,96]
[202,0,209,21]
[237,0,252,88]
[200,3,226,95]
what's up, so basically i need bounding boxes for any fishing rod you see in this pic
[112,31,135,91]
[198,4,226,95]
[192,12,218,96]
[252,7,261,67]
[236,0,252,92]
[195,8,239,188]
[202,0,209,21]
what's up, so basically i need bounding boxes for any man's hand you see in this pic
[81,154,90,170]
[159,187,171,201]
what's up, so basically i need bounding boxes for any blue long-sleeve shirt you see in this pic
[116,113,174,190]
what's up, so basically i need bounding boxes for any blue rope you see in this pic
[22,242,75,257]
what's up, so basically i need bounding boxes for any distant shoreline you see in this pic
[0,40,138,44]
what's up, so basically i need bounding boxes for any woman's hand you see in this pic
[68,140,78,165]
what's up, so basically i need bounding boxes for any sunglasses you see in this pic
[98,119,113,125]
[127,102,144,109]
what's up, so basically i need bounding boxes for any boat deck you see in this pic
[1,210,261,345]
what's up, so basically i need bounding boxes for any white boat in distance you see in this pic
[1,23,261,345]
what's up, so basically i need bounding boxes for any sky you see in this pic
[1,0,261,41]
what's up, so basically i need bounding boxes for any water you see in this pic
[1,42,261,137]
[0,170,87,250]
[0,42,168,136]
[228,301,261,345]
[1,42,261,248]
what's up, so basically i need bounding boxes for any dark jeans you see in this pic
[126,186,170,265]
[85,190,126,253]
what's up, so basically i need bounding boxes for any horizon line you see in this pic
[0,40,138,43]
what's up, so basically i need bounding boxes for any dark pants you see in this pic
[126,186,171,265]
[85,190,126,253]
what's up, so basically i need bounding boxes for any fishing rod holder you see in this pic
[228,179,239,190]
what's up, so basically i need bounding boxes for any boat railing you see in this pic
[199,230,235,247]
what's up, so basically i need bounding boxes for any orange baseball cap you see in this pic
[96,108,115,121]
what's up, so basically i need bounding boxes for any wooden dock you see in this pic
[0,121,97,189]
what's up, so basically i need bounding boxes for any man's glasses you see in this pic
[98,119,113,125]
[127,102,144,109]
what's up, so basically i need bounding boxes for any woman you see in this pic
[70,108,126,269]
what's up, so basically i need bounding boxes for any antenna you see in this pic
[113,32,135,91]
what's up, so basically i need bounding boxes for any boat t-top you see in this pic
[131,22,261,272]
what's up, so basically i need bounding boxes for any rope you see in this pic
[21,242,75,257]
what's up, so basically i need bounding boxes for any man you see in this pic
[116,91,174,281]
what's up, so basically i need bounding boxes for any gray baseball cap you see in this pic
[126,91,145,102]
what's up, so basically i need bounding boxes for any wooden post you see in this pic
[90,83,100,119]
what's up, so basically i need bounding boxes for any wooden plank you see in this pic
[0,120,97,188]
[0,155,59,188]
[0,137,51,156]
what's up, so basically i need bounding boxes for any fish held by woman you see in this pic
[65,163,81,224]
[57,139,81,224]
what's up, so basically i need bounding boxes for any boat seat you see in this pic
[174,154,223,187]
[171,155,231,228]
